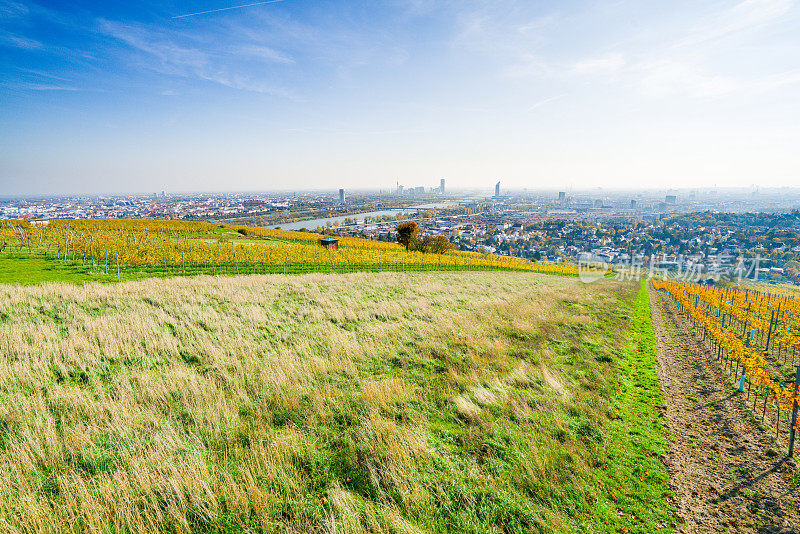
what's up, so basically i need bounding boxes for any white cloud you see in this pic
[394,0,440,17]
[503,53,551,78]
[527,94,565,112]
[239,45,294,64]
[0,33,43,49]
[1,81,78,91]
[0,1,28,19]
[571,53,625,76]
[675,0,795,48]
[450,3,556,75]
[198,71,295,98]
[97,19,293,97]
[635,60,739,98]
[443,0,799,105]
[564,0,800,99]
[98,19,208,73]
[516,15,557,34]
[753,69,800,91]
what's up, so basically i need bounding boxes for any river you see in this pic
[267,200,469,231]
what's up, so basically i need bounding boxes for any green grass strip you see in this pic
[591,281,675,533]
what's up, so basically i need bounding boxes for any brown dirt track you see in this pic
[649,285,800,533]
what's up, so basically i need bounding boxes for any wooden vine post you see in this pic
[765,310,776,352]
[789,365,800,457]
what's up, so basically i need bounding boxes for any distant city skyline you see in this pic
[2,0,800,195]
[5,184,800,201]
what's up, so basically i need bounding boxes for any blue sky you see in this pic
[1,0,799,195]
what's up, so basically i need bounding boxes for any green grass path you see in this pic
[590,281,675,532]
[0,253,119,285]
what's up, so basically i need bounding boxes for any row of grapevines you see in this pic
[23,219,580,277]
[653,279,799,446]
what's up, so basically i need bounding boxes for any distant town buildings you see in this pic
[393,181,439,196]
[3,184,800,285]
[4,186,800,282]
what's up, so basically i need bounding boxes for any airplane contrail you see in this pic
[172,0,284,19]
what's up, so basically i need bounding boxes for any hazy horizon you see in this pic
[2,0,800,195]
[6,185,800,201]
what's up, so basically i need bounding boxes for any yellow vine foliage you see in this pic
[2,218,580,277]
[653,279,800,414]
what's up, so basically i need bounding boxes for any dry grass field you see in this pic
[0,272,671,533]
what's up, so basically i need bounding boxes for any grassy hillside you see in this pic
[0,272,671,533]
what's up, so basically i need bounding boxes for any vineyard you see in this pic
[0,219,580,281]
[652,278,800,455]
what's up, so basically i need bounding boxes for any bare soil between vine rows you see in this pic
[649,286,800,533]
